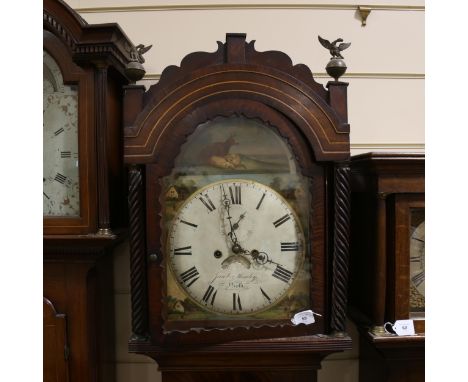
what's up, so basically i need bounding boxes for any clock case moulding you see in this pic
[124,33,352,360]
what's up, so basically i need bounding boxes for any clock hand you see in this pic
[220,187,252,257]
[245,249,284,267]
[220,185,240,246]
[226,211,240,245]
[232,212,247,231]
[228,211,248,253]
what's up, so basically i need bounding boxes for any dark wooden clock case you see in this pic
[348,152,425,382]
[43,1,138,381]
[124,33,353,381]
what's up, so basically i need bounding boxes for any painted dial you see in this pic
[43,50,80,216]
[168,179,305,315]
[410,221,425,296]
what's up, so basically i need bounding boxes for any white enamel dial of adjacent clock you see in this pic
[410,221,425,296]
[43,50,80,217]
[168,179,305,315]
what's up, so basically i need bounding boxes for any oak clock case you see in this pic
[348,153,425,382]
[348,153,425,329]
[123,33,353,380]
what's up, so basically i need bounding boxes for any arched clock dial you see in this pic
[43,50,80,217]
[168,179,306,315]
[410,221,425,297]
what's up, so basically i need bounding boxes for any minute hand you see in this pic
[221,186,238,244]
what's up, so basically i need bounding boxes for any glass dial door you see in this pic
[43,50,80,217]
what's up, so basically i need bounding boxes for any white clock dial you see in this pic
[410,221,425,296]
[43,50,80,217]
[168,179,305,315]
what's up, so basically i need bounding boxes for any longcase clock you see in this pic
[124,33,353,381]
[348,152,425,382]
[43,1,143,381]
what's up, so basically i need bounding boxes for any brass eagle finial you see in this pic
[134,44,152,64]
[318,36,351,59]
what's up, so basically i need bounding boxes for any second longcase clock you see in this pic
[348,152,425,382]
[43,0,144,380]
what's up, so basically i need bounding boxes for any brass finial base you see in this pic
[332,331,348,338]
[97,228,114,237]
[370,325,387,336]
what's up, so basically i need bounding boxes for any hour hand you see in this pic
[232,212,247,231]
[227,212,246,245]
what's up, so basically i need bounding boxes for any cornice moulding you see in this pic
[76,3,425,13]
[141,73,425,81]
[350,143,425,150]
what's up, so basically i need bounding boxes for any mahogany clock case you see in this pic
[123,33,353,357]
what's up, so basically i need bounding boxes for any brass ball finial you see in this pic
[326,58,348,82]
[125,61,146,82]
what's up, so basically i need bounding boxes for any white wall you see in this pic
[66,1,425,380]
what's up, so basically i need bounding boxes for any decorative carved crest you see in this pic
[124,33,350,163]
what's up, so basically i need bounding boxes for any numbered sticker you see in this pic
[385,319,415,336]
[393,320,415,336]
[290,310,321,325]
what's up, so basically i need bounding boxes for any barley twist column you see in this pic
[331,162,351,334]
[128,164,149,341]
